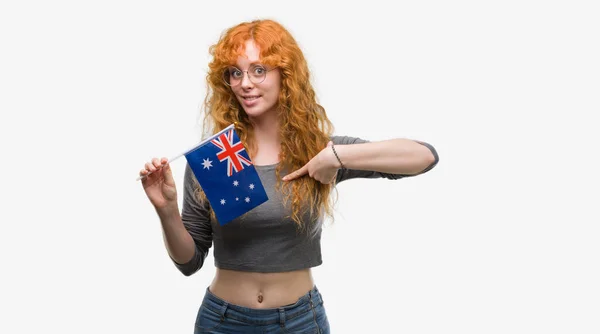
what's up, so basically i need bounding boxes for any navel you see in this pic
[257,292,264,303]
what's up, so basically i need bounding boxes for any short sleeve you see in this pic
[170,163,214,276]
[332,135,439,184]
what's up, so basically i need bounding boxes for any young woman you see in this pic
[140,19,438,334]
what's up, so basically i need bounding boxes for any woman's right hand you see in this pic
[140,157,177,209]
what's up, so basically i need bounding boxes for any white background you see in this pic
[1,0,599,333]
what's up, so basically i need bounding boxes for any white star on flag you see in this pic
[220,199,226,205]
[202,158,213,170]
[249,184,255,190]
[245,197,250,203]
[233,180,239,186]
[236,197,239,201]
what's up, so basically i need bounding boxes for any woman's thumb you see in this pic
[159,157,175,184]
[163,162,173,179]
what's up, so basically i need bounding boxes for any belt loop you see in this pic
[219,302,228,322]
[278,307,286,327]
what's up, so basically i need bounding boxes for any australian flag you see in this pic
[184,124,268,225]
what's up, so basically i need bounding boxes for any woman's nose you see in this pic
[240,72,254,89]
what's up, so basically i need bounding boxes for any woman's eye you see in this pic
[231,69,242,78]
[253,67,266,75]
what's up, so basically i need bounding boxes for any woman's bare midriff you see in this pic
[208,268,315,309]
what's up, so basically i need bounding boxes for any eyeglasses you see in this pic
[222,64,277,86]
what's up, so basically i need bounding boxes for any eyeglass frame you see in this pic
[222,64,278,86]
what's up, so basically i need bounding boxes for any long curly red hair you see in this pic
[197,19,335,229]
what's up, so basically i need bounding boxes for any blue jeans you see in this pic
[194,286,330,333]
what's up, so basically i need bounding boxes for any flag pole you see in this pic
[135,154,183,182]
[136,123,235,181]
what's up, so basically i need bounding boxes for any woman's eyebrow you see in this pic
[231,61,264,68]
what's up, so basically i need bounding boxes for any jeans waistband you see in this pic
[201,285,323,326]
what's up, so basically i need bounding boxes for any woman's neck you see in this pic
[249,110,280,145]
[248,111,281,164]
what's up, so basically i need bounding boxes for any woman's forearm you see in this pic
[334,139,436,175]
[156,204,196,265]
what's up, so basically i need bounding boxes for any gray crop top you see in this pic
[172,135,438,275]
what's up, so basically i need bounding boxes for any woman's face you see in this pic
[229,40,281,120]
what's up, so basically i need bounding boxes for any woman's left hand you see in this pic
[282,141,340,184]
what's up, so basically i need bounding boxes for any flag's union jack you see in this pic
[211,129,252,176]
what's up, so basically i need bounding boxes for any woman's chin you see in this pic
[243,106,273,119]
[243,108,262,116]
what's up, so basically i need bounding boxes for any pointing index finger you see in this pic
[282,164,309,181]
